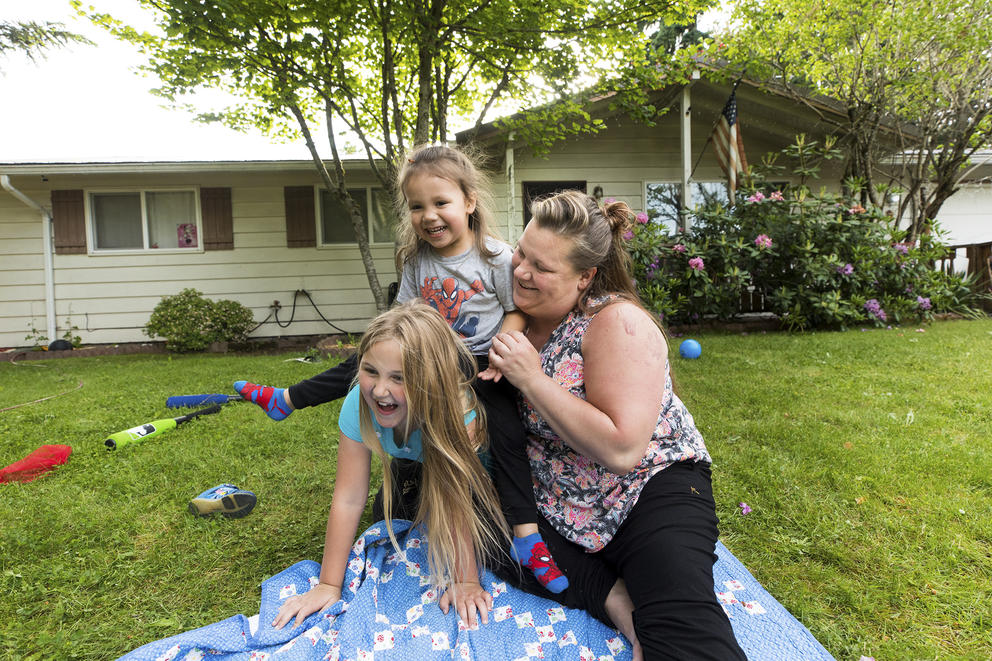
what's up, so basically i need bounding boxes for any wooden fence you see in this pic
[936,242,992,305]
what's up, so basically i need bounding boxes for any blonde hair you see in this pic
[394,144,501,271]
[356,300,509,589]
[529,190,646,315]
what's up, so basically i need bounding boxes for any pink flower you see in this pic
[622,229,634,241]
[848,204,866,214]
[672,244,687,253]
[604,197,616,204]
[689,257,705,271]
[754,234,773,249]
[739,502,751,515]
[635,212,649,224]
[746,191,766,203]
[769,190,784,201]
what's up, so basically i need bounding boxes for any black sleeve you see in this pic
[287,352,359,409]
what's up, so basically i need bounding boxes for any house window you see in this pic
[89,190,199,251]
[320,187,396,245]
[644,181,730,233]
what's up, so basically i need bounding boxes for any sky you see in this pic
[1,0,308,162]
[1,0,731,164]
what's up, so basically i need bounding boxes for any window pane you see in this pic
[147,191,197,249]
[692,181,730,209]
[92,193,143,249]
[370,188,398,244]
[321,188,369,244]
[645,183,681,235]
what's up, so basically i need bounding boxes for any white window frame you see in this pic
[84,187,203,255]
[317,186,397,248]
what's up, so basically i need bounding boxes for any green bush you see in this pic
[627,137,986,330]
[144,288,255,351]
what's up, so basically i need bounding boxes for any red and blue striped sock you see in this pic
[234,381,292,421]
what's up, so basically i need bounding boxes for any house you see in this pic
[0,161,399,349]
[2,77,986,349]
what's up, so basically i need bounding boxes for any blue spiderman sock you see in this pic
[511,533,569,594]
[234,381,292,421]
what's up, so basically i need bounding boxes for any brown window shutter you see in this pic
[200,187,233,250]
[51,189,86,254]
[284,185,316,247]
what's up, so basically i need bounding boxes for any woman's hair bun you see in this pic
[601,199,633,236]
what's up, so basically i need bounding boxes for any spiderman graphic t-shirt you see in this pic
[396,236,516,354]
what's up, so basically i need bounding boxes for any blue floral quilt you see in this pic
[119,521,834,661]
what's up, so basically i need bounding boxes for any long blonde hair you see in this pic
[356,301,509,589]
[393,144,501,272]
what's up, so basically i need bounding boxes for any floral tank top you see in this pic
[520,296,712,552]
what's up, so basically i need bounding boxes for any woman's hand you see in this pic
[439,581,493,628]
[272,583,341,630]
[488,331,543,391]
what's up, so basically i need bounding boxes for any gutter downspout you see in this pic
[1,175,57,344]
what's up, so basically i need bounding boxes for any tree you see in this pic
[717,0,992,241]
[0,20,91,70]
[78,0,710,311]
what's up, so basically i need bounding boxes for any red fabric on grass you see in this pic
[0,444,72,483]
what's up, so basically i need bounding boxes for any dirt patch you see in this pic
[1,334,354,363]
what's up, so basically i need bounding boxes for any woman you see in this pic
[488,191,746,660]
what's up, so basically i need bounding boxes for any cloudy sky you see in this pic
[1,0,308,162]
[2,1,730,164]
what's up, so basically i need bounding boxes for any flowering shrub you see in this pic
[145,288,255,351]
[625,137,984,330]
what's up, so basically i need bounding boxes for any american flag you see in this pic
[711,85,748,203]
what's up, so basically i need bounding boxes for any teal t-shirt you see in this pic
[337,385,477,463]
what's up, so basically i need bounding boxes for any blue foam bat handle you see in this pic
[166,394,240,408]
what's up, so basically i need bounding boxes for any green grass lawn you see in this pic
[1,319,991,660]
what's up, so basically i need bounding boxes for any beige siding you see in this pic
[0,192,45,347]
[0,168,396,348]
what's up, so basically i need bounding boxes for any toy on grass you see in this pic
[166,394,241,408]
[679,338,702,359]
[0,445,72,483]
[188,483,257,518]
[104,405,222,450]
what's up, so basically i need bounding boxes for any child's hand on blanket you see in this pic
[439,581,493,629]
[272,583,341,630]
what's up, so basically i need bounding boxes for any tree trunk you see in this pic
[289,103,388,312]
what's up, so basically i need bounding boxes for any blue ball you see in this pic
[679,338,702,359]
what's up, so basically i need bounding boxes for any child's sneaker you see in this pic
[188,484,257,519]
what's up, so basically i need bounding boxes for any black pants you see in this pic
[472,354,538,528]
[297,352,539,528]
[492,463,746,661]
